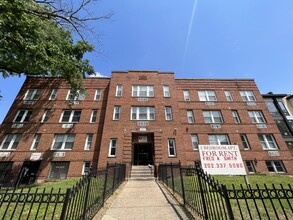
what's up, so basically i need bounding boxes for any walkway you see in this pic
[98,180,190,220]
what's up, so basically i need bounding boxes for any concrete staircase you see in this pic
[129,165,155,181]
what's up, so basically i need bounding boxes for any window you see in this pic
[187,110,195,123]
[0,162,13,181]
[240,134,250,150]
[265,161,286,173]
[208,135,230,145]
[41,109,51,123]
[84,134,93,150]
[13,110,32,123]
[51,134,75,150]
[90,110,98,123]
[108,139,117,157]
[49,89,58,100]
[265,100,279,116]
[258,134,278,149]
[248,111,266,123]
[183,90,190,101]
[60,110,81,123]
[94,89,102,100]
[245,161,255,173]
[240,91,256,102]
[132,85,154,97]
[168,139,176,157]
[67,90,85,101]
[24,89,41,100]
[49,162,69,180]
[116,85,123,97]
[191,134,199,150]
[225,91,233,101]
[131,107,155,120]
[278,101,290,116]
[82,162,91,175]
[113,106,121,120]
[31,134,41,150]
[203,111,223,123]
[163,86,170,97]
[0,134,21,150]
[165,107,173,121]
[232,110,241,123]
[276,120,291,136]
[198,91,217,101]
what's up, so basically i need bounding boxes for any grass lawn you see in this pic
[212,174,293,188]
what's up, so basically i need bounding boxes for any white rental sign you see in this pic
[198,145,246,175]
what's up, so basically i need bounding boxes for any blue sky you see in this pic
[1,0,293,123]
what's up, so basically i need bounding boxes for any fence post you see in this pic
[82,176,91,220]
[171,162,175,193]
[102,162,109,206]
[179,161,186,205]
[60,188,71,220]
[195,163,209,220]
[112,162,117,194]
[221,184,234,220]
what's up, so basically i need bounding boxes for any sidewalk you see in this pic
[97,180,191,220]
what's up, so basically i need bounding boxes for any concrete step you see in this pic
[128,177,156,181]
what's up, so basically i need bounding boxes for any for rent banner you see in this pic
[198,145,247,175]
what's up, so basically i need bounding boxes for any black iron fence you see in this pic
[0,162,126,220]
[158,162,293,220]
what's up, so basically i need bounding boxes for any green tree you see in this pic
[0,0,111,92]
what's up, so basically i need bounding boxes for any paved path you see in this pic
[99,180,190,220]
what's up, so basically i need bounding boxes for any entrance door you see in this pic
[17,161,41,185]
[133,143,153,165]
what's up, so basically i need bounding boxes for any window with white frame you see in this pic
[203,111,223,123]
[187,110,195,123]
[60,110,81,123]
[30,134,41,150]
[191,134,199,150]
[82,162,91,175]
[41,109,51,123]
[49,89,58,100]
[245,161,255,173]
[132,85,154,97]
[113,106,121,120]
[258,134,278,149]
[198,91,217,101]
[67,90,85,101]
[13,110,32,123]
[24,89,41,100]
[224,91,233,101]
[108,139,117,157]
[208,134,230,145]
[90,110,98,123]
[49,162,69,180]
[131,107,155,120]
[94,89,102,100]
[240,134,250,150]
[51,134,75,150]
[163,86,170,97]
[168,138,176,157]
[248,111,266,123]
[183,90,190,101]
[165,107,173,120]
[116,85,123,97]
[240,91,256,102]
[232,110,241,123]
[0,134,21,150]
[265,161,285,173]
[84,134,93,150]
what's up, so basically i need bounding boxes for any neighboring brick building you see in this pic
[0,71,292,185]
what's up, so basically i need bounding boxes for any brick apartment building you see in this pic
[0,70,292,185]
